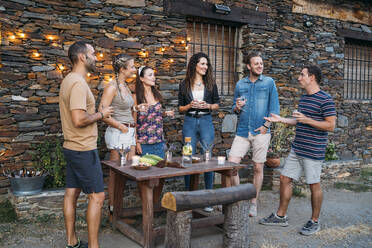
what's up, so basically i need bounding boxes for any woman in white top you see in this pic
[178,52,220,210]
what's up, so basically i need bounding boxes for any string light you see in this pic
[187,37,191,42]
[58,64,64,70]
[99,53,104,58]
[185,46,189,50]
[33,52,40,57]
[169,59,174,63]
[51,42,58,47]
[46,35,54,41]
[139,51,148,58]
[161,47,165,52]
[19,33,25,38]
[87,73,91,77]
[9,35,16,40]
[181,40,185,44]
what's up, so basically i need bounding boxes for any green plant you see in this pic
[33,139,66,188]
[325,142,338,161]
[268,108,296,157]
[292,185,306,197]
[0,200,17,223]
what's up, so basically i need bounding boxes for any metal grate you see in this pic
[344,39,372,100]
[186,21,240,96]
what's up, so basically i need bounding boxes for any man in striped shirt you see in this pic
[259,65,336,236]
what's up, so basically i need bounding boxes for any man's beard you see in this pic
[85,59,96,72]
[251,70,261,77]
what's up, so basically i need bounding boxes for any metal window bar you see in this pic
[344,39,372,100]
[186,21,240,95]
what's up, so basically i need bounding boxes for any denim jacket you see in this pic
[232,75,280,137]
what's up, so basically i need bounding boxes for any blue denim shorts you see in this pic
[63,148,104,194]
[140,142,165,158]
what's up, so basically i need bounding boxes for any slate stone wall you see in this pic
[1,0,371,199]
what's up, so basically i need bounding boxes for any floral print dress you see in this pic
[136,102,164,144]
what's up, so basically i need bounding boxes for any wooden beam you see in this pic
[337,28,372,42]
[161,184,256,212]
[293,0,371,26]
[115,220,144,246]
[164,0,266,25]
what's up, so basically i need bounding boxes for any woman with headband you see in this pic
[99,54,146,161]
[135,66,174,158]
[178,52,220,212]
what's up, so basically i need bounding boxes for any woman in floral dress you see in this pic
[135,66,174,158]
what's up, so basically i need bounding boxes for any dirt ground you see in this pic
[0,182,371,248]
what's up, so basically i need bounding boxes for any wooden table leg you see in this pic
[108,168,115,222]
[112,172,126,230]
[190,174,199,191]
[220,168,238,188]
[153,178,164,204]
[138,179,158,248]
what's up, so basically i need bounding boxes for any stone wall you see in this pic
[1,0,372,198]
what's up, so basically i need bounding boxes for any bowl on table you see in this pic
[192,156,201,163]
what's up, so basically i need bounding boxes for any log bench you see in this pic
[161,184,256,248]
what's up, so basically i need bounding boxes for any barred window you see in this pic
[344,39,372,100]
[186,21,241,96]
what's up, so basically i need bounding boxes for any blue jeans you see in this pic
[140,142,165,158]
[182,114,215,190]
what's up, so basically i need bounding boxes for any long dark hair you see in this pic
[135,66,163,104]
[185,52,214,92]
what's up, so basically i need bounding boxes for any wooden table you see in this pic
[102,158,245,248]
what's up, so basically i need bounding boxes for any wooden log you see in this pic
[223,200,250,248]
[161,184,256,212]
[164,210,192,248]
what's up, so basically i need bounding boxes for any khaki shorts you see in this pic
[281,149,323,184]
[229,133,271,163]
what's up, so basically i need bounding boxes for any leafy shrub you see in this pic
[33,139,66,188]
[325,142,338,161]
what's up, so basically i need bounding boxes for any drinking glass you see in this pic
[164,108,175,119]
[201,141,214,161]
[237,96,247,112]
[116,145,131,166]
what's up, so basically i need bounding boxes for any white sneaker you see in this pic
[249,203,257,217]
[204,206,214,212]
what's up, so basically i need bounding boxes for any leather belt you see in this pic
[122,123,136,128]
[185,112,210,118]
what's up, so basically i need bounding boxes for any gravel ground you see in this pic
[0,183,371,248]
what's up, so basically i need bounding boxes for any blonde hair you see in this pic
[112,54,133,74]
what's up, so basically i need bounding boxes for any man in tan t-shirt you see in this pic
[59,41,113,248]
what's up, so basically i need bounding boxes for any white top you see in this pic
[192,89,204,101]
[189,89,205,114]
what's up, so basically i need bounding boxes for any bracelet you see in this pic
[263,124,269,129]
[132,105,138,112]
[99,111,104,119]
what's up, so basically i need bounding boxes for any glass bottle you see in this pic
[182,137,192,166]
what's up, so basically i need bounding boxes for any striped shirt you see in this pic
[292,90,336,160]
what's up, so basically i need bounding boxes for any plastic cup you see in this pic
[217,156,226,165]
[132,155,140,166]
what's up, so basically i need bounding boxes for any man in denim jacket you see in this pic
[228,51,280,217]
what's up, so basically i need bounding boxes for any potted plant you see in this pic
[265,108,295,168]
